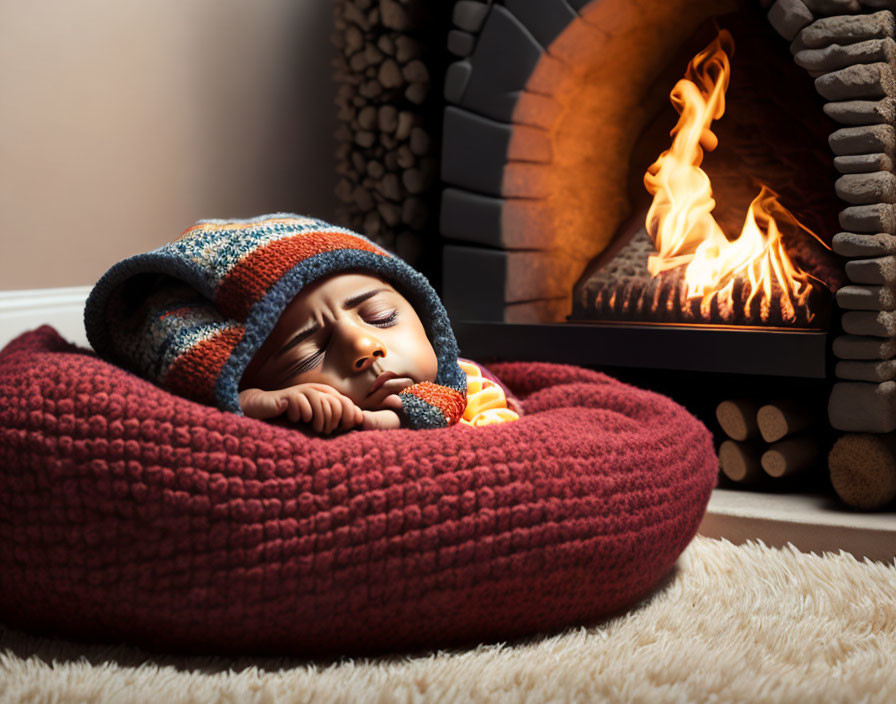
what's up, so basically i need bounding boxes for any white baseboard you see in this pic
[0,286,92,350]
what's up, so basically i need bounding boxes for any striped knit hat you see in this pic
[84,214,467,429]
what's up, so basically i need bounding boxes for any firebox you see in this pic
[438,0,896,507]
[571,25,845,330]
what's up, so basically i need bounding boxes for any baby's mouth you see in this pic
[367,371,413,397]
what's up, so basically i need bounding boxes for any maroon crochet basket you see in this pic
[0,326,717,656]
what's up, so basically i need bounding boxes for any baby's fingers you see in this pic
[239,389,286,420]
[381,394,403,410]
[337,394,363,432]
[285,392,313,424]
[322,395,337,434]
[319,395,335,434]
[325,395,351,434]
[258,395,288,420]
[315,395,334,434]
[303,391,323,432]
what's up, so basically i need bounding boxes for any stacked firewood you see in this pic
[716,399,821,484]
[716,396,896,509]
[331,0,439,268]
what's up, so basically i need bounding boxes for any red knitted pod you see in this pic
[0,326,717,657]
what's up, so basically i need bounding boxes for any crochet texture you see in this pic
[0,327,717,657]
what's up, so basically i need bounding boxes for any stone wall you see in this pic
[331,0,450,283]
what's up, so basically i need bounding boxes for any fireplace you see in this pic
[569,24,845,329]
[437,0,896,507]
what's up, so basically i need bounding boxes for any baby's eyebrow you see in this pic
[275,288,388,359]
[341,287,387,310]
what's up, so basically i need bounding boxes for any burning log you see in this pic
[828,432,896,510]
[716,399,762,441]
[761,434,820,478]
[756,401,815,442]
[719,439,765,484]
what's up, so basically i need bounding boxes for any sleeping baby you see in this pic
[84,214,520,434]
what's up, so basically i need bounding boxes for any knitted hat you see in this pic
[84,214,467,429]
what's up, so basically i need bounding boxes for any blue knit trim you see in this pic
[397,393,453,430]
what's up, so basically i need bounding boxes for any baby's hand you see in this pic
[360,408,402,430]
[239,383,363,434]
[359,391,403,430]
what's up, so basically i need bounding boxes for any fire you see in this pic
[644,30,826,324]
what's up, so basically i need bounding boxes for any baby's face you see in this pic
[241,272,438,410]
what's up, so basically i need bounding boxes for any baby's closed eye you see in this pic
[366,309,398,327]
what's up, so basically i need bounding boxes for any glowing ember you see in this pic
[643,30,829,324]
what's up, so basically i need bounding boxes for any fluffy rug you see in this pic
[2,535,894,703]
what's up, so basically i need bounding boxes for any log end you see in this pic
[719,439,764,483]
[716,399,761,441]
[829,433,896,510]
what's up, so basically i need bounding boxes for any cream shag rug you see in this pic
[2,536,895,704]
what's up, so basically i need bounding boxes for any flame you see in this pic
[643,30,826,323]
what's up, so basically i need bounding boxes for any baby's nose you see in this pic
[342,325,386,371]
[353,343,385,371]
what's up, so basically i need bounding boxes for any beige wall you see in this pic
[0,0,337,290]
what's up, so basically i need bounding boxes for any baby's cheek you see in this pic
[416,340,439,382]
[426,346,439,381]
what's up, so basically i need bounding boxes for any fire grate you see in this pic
[570,224,834,329]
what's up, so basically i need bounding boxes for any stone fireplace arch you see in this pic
[442,0,746,322]
[441,0,896,336]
